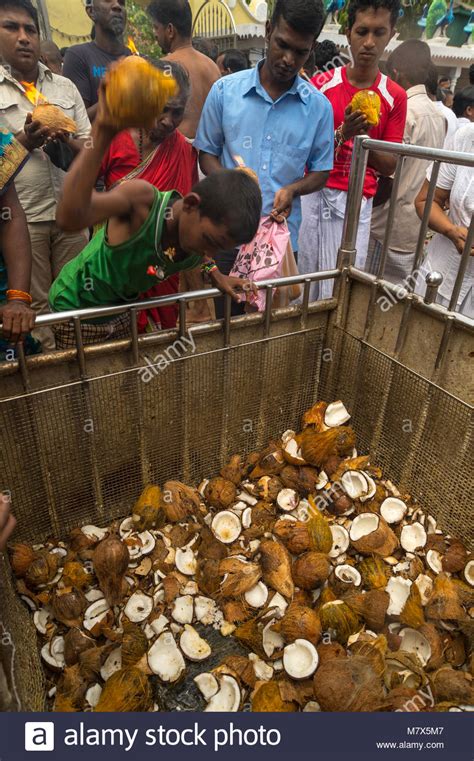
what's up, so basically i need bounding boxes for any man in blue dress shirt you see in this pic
[194,0,334,292]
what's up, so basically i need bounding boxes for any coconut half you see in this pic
[83,598,111,632]
[244,582,269,609]
[249,653,274,681]
[334,564,362,587]
[34,608,50,635]
[324,401,351,428]
[341,470,369,500]
[329,525,350,558]
[426,549,443,575]
[204,674,241,712]
[262,619,285,658]
[85,684,102,708]
[399,627,432,667]
[211,511,241,544]
[316,471,329,490]
[194,596,217,626]
[277,488,299,512]
[360,473,377,502]
[386,576,412,616]
[81,525,107,541]
[180,625,211,662]
[267,592,288,619]
[380,497,407,524]
[41,636,65,670]
[194,672,219,701]
[171,595,194,624]
[283,639,319,680]
[400,522,427,553]
[175,547,197,576]
[124,591,153,623]
[414,574,433,606]
[283,437,305,465]
[119,517,134,538]
[148,632,185,682]
[463,559,474,587]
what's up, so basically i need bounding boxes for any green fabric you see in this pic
[49,188,201,316]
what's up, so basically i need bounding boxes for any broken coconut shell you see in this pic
[259,539,294,598]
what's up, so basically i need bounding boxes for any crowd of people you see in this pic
[0,0,473,368]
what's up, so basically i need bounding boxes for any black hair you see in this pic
[0,0,38,30]
[192,36,218,61]
[469,63,474,86]
[314,39,341,71]
[146,58,191,103]
[347,0,400,29]
[147,0,192,38]
[425,63,438,98]
[220,49,248,73]
[452,86,474,118]
[437,87,453,105]
[59,47,69,58]
[192,170,262,244]
[386,39,431,86]
[271,0,325,39]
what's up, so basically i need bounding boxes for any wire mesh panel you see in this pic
[320,329,473,544]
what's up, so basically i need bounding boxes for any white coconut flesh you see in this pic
[283,438,305,463]
[316,471,329,490]
[100,648,122,681]
[426,549,443,575]
[182,581,199,596]
[281,429,296,445]
[244,581,268,609]
[194,672,219,701]
[463,559,474,587]
[334,564,362,587]
[138,531,156,555]
[85,684,102,708]
[303,701,322,712]
[124,591,153,623]
[34,608,50,635]
[149,614,169,637]
[211,511,241,544]
[276,489,299,512]
[171,595,194,624]
[283,639,319,680]
[267,592,288,619]
[249,653,274,681]
[81,525,107,541]
[380,497,407,524]
[414,574,433,606]
[262,619,284,658]
[119,517,134,538]
[386,576,412,616]
[237,491,257,506]
[83,599,110,631]
[342,470,370,500]
[180,625,211,662]
[41,636,65,670]
[399,628,432,667]
[204,675,240,712]
[350,513,380,541]
[329,525,350,558]
[324,401,351,428]
[360,473,377,502]
[194,596,217,626]
[400,522,427,553]
[148,632,185,682]
[295,499,310,522]
[175,547,197,576]
[241,507,252,529]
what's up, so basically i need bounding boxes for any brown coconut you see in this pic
[222,655,256,688]
[92,534,129,606]
[306,497,333,553]
[32,103,77,133]
[317,641,347,665]
[350,514,398,557]
[220,454,245,485]
[219,557,261,597]
[24,551,59,590]
[273,518,311,555]
[251,681,297,712]
[9,543,37,578]
[442,541,468,574]
[425,574,465,621]
[358,556,391,589]
[319,600,361,645]
[122,622,149,667]
[313,656,385,711]
[95,667,152,712]
[279,465,321,496]
[345,589,389,632]
[250,444,286,478]
[204,477,237,509]
[274,605,322,645]
[292,551,330,590]
[301,400,328,431]
[259,539,294,598]
[399,583,425,629]
[64,628,95,667]
[51,587,86,628]
[161,480,201,522]
[418,623,445,671]
[431,667,473,705]
[299,426,356,467]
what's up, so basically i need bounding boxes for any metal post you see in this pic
[448,215,474,312]
[339,136,370,258]
[424,272,443,305]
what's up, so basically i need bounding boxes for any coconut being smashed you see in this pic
[9,400,473,712]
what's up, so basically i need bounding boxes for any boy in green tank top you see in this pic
[49,84,262,346]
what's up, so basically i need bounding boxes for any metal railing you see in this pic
[335,135,474,374]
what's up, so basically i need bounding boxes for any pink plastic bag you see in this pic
[230,216,291,312]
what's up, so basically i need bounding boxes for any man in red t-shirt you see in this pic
[298,0,407,300]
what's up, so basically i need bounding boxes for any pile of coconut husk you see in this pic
[9,400,474,712]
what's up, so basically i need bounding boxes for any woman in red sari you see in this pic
[99,60,196,332]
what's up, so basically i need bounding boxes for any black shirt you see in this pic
[62,41,131,108]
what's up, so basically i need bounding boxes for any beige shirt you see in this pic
[371,84,446,253]
[0,63,91,223]
[164,46,220,139]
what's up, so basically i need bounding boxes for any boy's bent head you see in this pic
[179,170,262,257]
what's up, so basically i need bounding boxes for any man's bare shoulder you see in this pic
[115,178,155,205]
[164,48,219,80]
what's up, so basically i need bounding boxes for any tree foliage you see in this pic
[126,0,163,59]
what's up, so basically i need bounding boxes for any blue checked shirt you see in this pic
[194,60,334,249]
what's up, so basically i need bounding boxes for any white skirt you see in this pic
[298,187,373,301]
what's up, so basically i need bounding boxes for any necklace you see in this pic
[138,129,144,160]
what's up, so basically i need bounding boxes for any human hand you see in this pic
[271,186,295,223]
[341,104,370,142]
[0,493,16,552]
[0,300,35,344]
[447,225,474,256]
[209,269,257,303]
[18,113,50,151]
